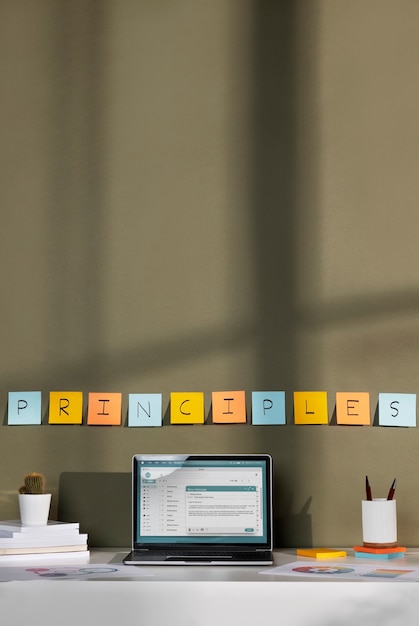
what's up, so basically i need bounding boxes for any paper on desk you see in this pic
[260,560,419,582]
[0,564,152,581]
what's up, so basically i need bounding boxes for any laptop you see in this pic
[123,453,273,565]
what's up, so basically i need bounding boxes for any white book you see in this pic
[0,533,88,548]
[0,549,90,563]
[0,520,80,534]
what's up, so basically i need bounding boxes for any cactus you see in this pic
[19,472,46,494]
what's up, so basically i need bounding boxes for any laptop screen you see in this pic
[132,454,272,548]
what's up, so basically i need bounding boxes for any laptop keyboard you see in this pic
[132,550,272,562]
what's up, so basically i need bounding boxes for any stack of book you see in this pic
[353,544,406,560]
[0,520,89,562]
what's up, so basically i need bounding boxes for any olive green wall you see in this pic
[1,0,419,547]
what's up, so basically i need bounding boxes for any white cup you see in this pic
[361,498,397,547]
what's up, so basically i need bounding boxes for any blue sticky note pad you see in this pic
[355,551,405,560]
[251,391,286,425]
[128,393,162,427]
[8,391,42,425]
[378,393,416,427]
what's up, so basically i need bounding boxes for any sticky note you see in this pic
[49,391,83,424]
[297,548,347,560]
[87,392,122,425]
[170,392,205,424]
[378,393,416,427]
[251,391,286,425]
[354,551,405,560]
[128,393,162,427]
[336,392,370,425]
[212,391,247,423]
[293,391,328,424]
[8,391,42,425]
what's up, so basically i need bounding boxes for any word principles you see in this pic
[5,390,417,427]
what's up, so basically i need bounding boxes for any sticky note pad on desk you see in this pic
[354,551,405,560]
[297,548,347,560]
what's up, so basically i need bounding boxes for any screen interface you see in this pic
[134,457,270,545]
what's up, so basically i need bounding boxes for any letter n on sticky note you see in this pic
[293,391,328,424]
[87,392,122,425]
[170,392,205,424]
[128,393,163,427]
[336,392,370,425]
[212,391,247,423]
[49,391,83,424]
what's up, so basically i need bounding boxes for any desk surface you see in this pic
[3,549,419,626]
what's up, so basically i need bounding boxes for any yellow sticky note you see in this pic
[294,391,329,424]
[336,392,371,425]
[297,548,347,560]
[212,391,247,423]
[87,392,122,425]
[170,392,205,424]
[49,391,83,424]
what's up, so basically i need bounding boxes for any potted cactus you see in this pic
[18,472,51,526]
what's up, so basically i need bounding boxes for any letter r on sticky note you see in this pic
[49,391,83,424]
[293,391,329,424]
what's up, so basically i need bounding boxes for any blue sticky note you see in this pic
[251,391,286,425]
[128,393,162,427]
[355,551,404,560]
[378,393,416,427]
[8,391,42,425]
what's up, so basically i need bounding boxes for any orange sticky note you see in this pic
[294,391,329,424]
[212,391,247,423]
[336,392,370,425]
[87,392,122,425]
[49,391,83,424]
[170,392,205,424]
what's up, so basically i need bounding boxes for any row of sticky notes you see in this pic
[5,390,417,427]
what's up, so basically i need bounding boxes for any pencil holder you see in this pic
[361,499,397,548]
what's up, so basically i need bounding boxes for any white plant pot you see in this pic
[18,493,52,526]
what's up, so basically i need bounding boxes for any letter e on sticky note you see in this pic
[335,392,370,425]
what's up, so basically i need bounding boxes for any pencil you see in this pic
[387,478,396,500]
[365,475,372,500]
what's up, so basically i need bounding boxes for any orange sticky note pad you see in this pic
[293,391,329,424]
[49,391,83,424]
[170,392,205,424]
[336,392,370,425]
[212,391,246,423]
[87,392,122,425]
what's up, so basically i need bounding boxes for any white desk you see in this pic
[2,549,419,625]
